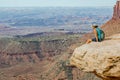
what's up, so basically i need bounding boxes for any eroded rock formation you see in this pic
[0,39,76,66]
[70,34,120,80]
[113,0,120,19]
[101,0,120,37]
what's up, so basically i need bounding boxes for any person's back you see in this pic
[96,28,105,41]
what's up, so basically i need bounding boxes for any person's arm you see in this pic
[93,29,98,42]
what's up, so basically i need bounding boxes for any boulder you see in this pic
[70,34,120,80]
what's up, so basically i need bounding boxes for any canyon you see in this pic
[0,1,119,80]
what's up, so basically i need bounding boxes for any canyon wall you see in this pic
[0,38,76,67]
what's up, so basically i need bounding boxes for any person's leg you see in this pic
[86,39,92,44]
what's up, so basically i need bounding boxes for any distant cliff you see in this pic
[102,1,120,36]
[113,0,120,19]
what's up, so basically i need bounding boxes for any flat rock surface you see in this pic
[70,34,120,80]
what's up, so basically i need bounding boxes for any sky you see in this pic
[0,0,116,7]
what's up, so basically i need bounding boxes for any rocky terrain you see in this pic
[0,1,119,80]
[70,34,120,80]
[0,35,101,80]
[0,35,78,66]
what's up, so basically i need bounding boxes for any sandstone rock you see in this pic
[113,0,120,19]
[102,19,120,37]
[70,34,120,80]
[101,0,120,37]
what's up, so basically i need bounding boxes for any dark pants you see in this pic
[92,38,102,42]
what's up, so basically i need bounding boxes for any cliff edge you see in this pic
[70,1,120,80]
[70,34,120,80]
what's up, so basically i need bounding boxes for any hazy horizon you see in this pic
[0,0,116,7]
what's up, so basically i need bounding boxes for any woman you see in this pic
[86,25,105,44]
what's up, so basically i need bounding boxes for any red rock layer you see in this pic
[113,0,120,19]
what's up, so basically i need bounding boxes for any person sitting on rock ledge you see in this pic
[86,25,105,44]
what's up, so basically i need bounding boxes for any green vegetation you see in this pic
[61,60,73,80]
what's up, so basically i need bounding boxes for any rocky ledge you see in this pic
[70,34,120,80]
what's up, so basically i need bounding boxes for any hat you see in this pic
[92,25,98,28]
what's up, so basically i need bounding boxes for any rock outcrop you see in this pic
[70,34,120,80]
[113,0,120,19]
[102,0,120,37]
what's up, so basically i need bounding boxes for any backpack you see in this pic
[96,28,105,41]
